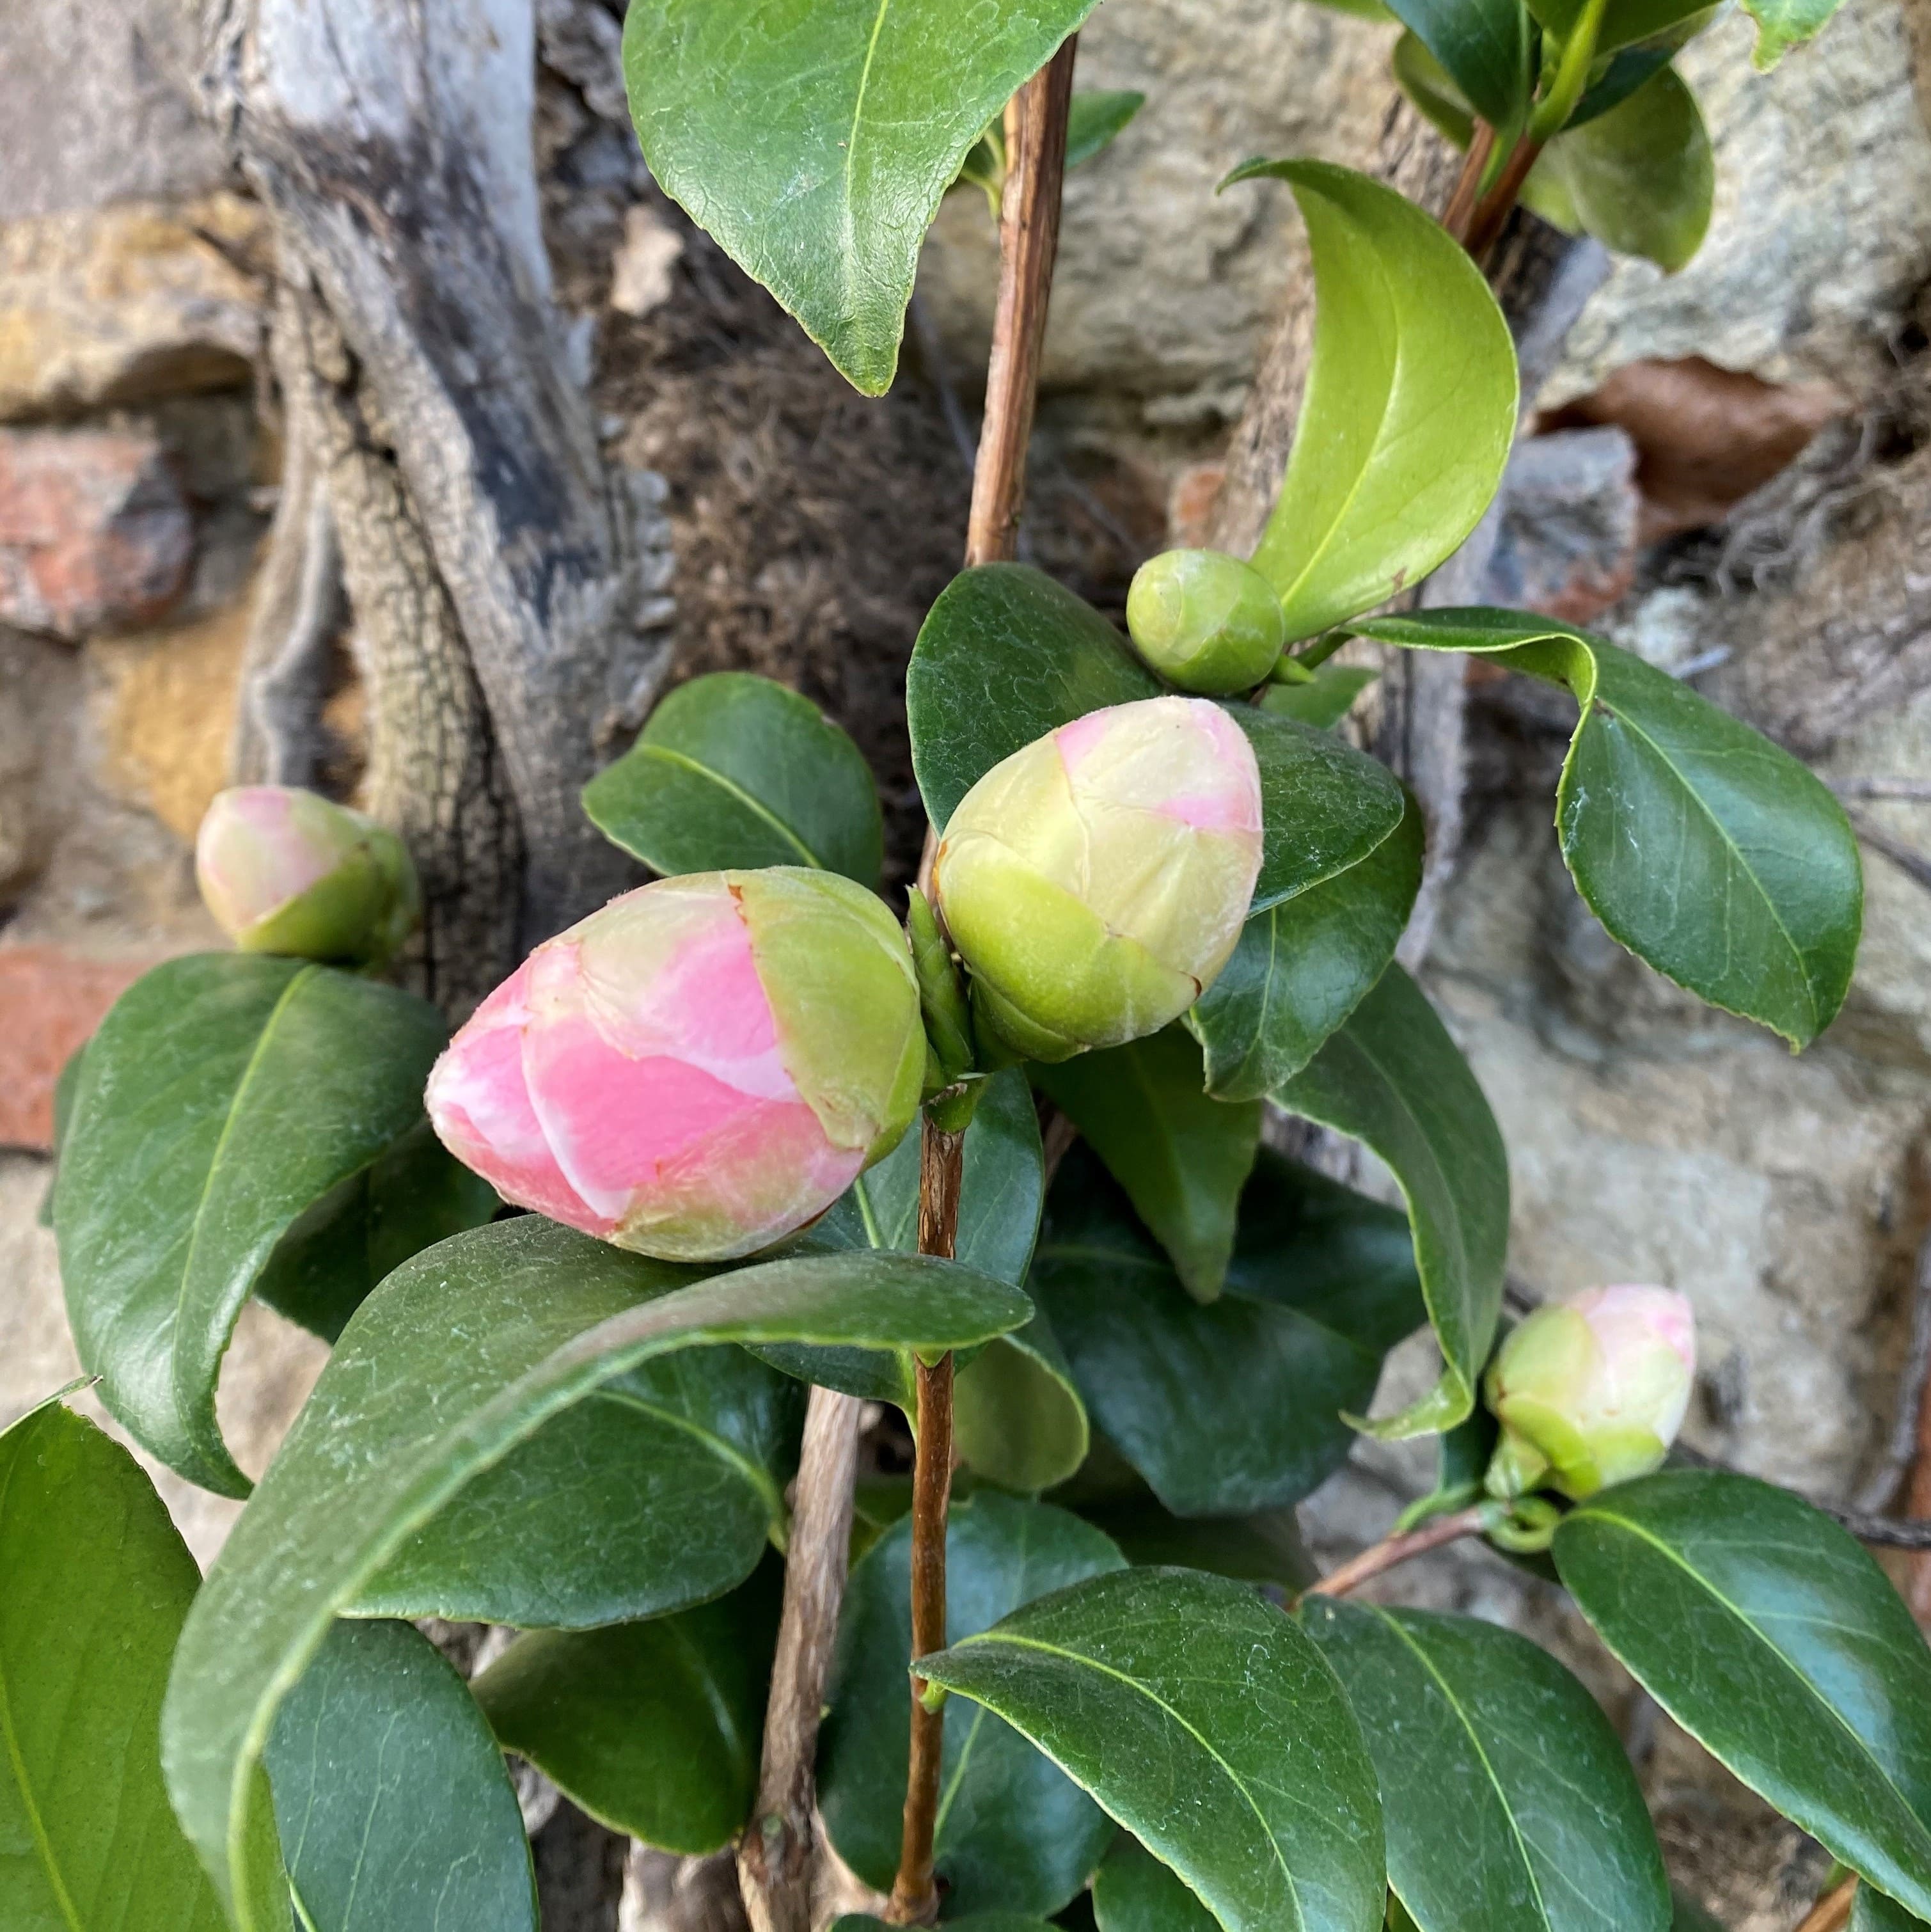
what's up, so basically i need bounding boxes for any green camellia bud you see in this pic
[195,786,421,967]
[1484,1285,1697,1502]
[933,696,1264,1062]
[1124,548,1287,695]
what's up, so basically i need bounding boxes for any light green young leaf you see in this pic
[1741,0,1847,66]
[623,0,1098,395]
[918,1567,1385,1932]
[1529,68,1714,272]
[1033,1026,1262,1303]
[583,670,883,887]
[1275,965,1509,1439]
[1221,161,1517,642]
[1257,663,1379,731]
[161,1219,1030,1926]
[1348,609,1862,1046]
[266,1619,536,1932]
[1556,1471,1931,1920]
[0,1399,235,1932]
[56,954,453,1496]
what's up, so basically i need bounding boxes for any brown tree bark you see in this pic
[201,0,675,1013]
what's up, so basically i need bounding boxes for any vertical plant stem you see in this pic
[890,35,1079,1925]
[737,1384,863,1932]
[1441,122,1497,244]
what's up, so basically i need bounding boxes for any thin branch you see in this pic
[1855,1227,1931,1514]
[965,38,1078,569]
[1829,777,1931,802]
[1440,122,1496,245]
[1464,136,1543,262]
[891,38,1078,1923]
[736,1385,863,1932]
[1794,1879,1857,1932]
[1301,1506,1491,1602]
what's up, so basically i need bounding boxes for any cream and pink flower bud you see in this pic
[1485,1285,1697,1501]
[932,696,1264,1061]
[425,868,924,1262]
[195,785,420,965]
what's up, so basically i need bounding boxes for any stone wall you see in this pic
[5,0,1931,1922]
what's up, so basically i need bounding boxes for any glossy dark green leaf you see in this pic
[35,1041,88,1227]
[820,1494,1126,1917]
[253,1120,498,1343]
[56,954,452,1496]
[1191,793,1423,1102]
[1383,0,1531,129]
[161,1218,1032,1928]
[1853,1886,1928,1931]
[1259,665,1379,731]
[1034,1027,1261,1303]
[1565,47,1674,129]
[266,1619,535,1932]
[349,1341,801,1629]
[1093,1835,1219,1932]
[1349,610,1862,1047]
[1067,91,1145,168]
[956,1304,1091,1494]
[759,1066,1052,1420]
[1229,704,1407,918]
[1304,1600,1669,1932]
[1222,162,1517,643]
[1391,31,1477,148]
[1554,1471,1931,1919]
[1529,70,1713,272]
[836,1918,1058,1932]
[908,564,1159,833]
[0,1398,230,1932]
[1029,1145,1423,1517]
[624,0,1097,395]
[474,1556,783,1856]
[1524,0,1717,55]
[1073,1493,1314,1592]
[1741,0,1847,66]
[583,671,883,886]
[906,565,1402,915]
[1275,964,1509,1439]
[918,1567,1385,1932]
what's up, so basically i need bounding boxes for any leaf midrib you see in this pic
[593,1386,787,1535]
[839,0,895,313]
[945,1628,1305,1932]
[634,745,821,867]
[0,1435,87,1932]
[1580,689,1817,1031]
[1575,1507,1931,1860]
[1368,1606,1556,1930]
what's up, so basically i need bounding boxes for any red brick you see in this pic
[0,426,194,639]
[0,947,152,1150]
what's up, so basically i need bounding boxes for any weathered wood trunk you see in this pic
[201,0,673,1013]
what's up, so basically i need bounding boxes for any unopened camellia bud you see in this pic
[933,696,1263,1062]
[1484,1285,1697,1501]
[1124,548,1286,695]
[196,785,420,966]
[425,868,925,1262]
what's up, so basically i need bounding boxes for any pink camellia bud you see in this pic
[425,869,926,1262]
[932,696,1264,1061]
[196,785,420,965]
[1484,1285,1697,1501]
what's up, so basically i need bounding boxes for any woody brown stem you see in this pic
[1441,121,1497,245]
[1463,136,1545,263]
[1300,1505,1491,1603]
[890,37,1078,1924]
[1793,1880,1857,1932]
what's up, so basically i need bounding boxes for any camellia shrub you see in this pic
[10,1,1927,1931]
